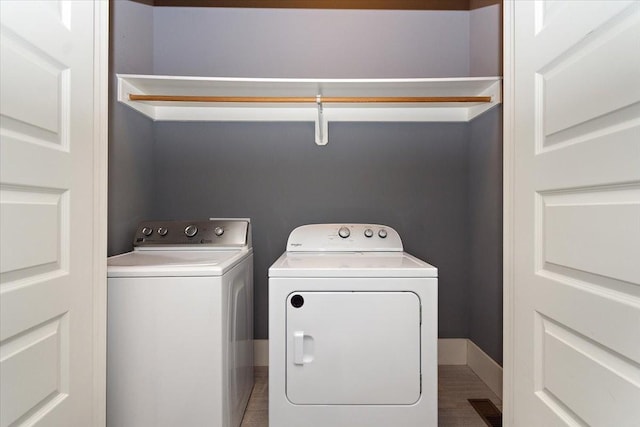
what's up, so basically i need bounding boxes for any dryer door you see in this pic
[286,291,421,405]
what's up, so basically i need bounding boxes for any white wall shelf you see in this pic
[117,74,502,145]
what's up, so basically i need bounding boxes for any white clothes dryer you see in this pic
[107,219,253,427]
[269,223,438,427]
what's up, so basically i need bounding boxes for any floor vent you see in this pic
[468,398,502,427]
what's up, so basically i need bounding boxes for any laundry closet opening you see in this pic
[108,0,503,371]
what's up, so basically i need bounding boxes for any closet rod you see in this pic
[129,94,492,103]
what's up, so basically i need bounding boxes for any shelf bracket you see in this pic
[315,95,328,146]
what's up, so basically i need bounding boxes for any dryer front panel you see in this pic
[285,291,421,405]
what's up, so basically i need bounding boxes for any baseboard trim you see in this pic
[466,339,503,399]
[253,337,503,399]
[437,338,468,365]
[254,339,269,367]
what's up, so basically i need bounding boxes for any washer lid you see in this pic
[269,251,437,278]
[107,249,251,277]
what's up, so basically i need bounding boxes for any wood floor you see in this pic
[240,366,502,426]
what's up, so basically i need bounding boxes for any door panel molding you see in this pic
[535,312,640,426]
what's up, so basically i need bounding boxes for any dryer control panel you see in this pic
[133,219,250,248]
[286,223,402,252]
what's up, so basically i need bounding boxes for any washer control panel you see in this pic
[133,219,249,247]
[286,223,402,252]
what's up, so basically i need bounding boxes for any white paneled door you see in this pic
[0,1,107,426]
[509,1,640,425]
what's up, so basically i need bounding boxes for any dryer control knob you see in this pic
[364,228,374,238]
[214,226,224,237]
[141,227,153,236]
[378,228,388,238]
[338,226,350,238]
[184,225,198,237]
[157,227,168,236]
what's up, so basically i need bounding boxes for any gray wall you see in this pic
[469,4,501,77]
[109,0,155,255]
[152,121,471,340]
[153,8,470,78]
[150,6,474,341]
[468,106,503,364]
[468,4,503,364]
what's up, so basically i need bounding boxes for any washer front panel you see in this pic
[107,256,254,427]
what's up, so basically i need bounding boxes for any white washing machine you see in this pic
[107,219,254,427]
[269,223,438,427]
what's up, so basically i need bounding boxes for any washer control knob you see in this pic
[184,225,198,237]
[364,228,374,238]
[141,227,153,236]
[338,226,350,239]
[157,227,168,236]
[378,228,388,239]
[214,226,224,237]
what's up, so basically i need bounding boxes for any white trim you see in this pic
[437,338,468,365]
[92,0,109,425]
[117,74,502,145]
[254,339,269,367]
[467,340,503,399]
[502,0,515,425]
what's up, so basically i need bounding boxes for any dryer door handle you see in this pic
[293,331,305,365]
[292,331,315,365]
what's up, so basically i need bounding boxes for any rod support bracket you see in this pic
[315,95,328,145]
